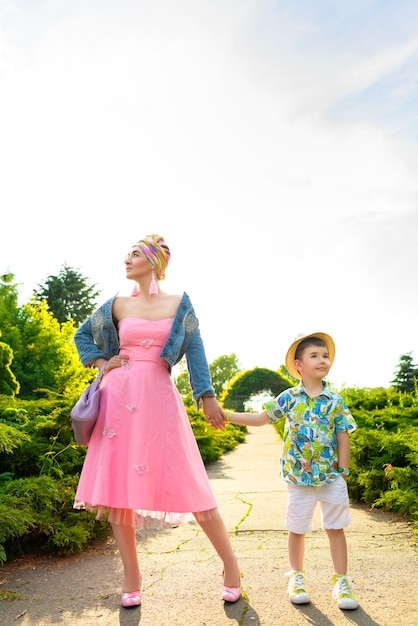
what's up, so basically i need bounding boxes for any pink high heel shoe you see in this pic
[121,590,142,607]
[222,585,241,603]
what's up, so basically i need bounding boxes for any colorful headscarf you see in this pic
[135,234,171,279]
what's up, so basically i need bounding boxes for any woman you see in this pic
[73,234,241,608]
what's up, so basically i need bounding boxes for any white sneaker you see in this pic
[286,570,310,604]
[332,574,359,610]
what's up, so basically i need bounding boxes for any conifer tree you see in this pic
[391,352,418,393]
[34,264,101,325]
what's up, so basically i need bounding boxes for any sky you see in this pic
[1,0,418,390]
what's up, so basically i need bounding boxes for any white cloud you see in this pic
[1,0,418,389]
[338,38,418,96]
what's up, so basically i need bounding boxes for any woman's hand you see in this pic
[95,355,130,372]
[202,396,227,430]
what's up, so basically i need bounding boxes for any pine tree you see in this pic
[34,264,101,325]
[391,352,418,393]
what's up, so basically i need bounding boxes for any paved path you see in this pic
[1,425,417,625]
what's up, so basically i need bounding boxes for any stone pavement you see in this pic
[1,425,417,626]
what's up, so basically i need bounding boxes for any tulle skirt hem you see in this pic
[73,501,218,529]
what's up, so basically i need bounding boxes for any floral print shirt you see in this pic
[263,382,357,487]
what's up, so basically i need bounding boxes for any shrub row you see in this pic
[0,394,245,564]
[1,386,417,565]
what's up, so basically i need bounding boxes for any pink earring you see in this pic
[149,269,158,295]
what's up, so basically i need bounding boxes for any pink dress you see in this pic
[74,317,218,527]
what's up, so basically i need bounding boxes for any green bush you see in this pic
[343,390,418,530]
[191,414,246,463]
[0,475,107,563]
[0,392,246,564]
[1,382,417,564]
[0,495,36,564]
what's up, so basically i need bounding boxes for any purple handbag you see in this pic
[71,364,106,446]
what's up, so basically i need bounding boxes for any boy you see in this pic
[226,332,359,610]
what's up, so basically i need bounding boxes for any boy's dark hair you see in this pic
[295,337,328,361]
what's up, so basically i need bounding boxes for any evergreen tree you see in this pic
[391,352,418,393]
[174,354,241,398]
[221,367,289,411]
[34,264,101,325]
[209,353,240,397]
[8,300,88,398]
[0,274,22,368]
[0,273,19,316]
[0,338,20,396]
[0,275,89,398]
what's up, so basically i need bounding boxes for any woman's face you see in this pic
[125,246,151,279]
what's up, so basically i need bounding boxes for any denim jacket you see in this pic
[74,292,215,404]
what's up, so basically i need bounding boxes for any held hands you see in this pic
[202,396,227,430]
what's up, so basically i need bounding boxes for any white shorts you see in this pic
[286,477,351,534]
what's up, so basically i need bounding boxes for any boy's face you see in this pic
[295,343,331,380]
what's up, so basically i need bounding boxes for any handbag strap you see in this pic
[96,362,107,383]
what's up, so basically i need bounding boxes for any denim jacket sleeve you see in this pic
[160,292,215,405]
[74,295,120,367]
[183,326,216,405]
